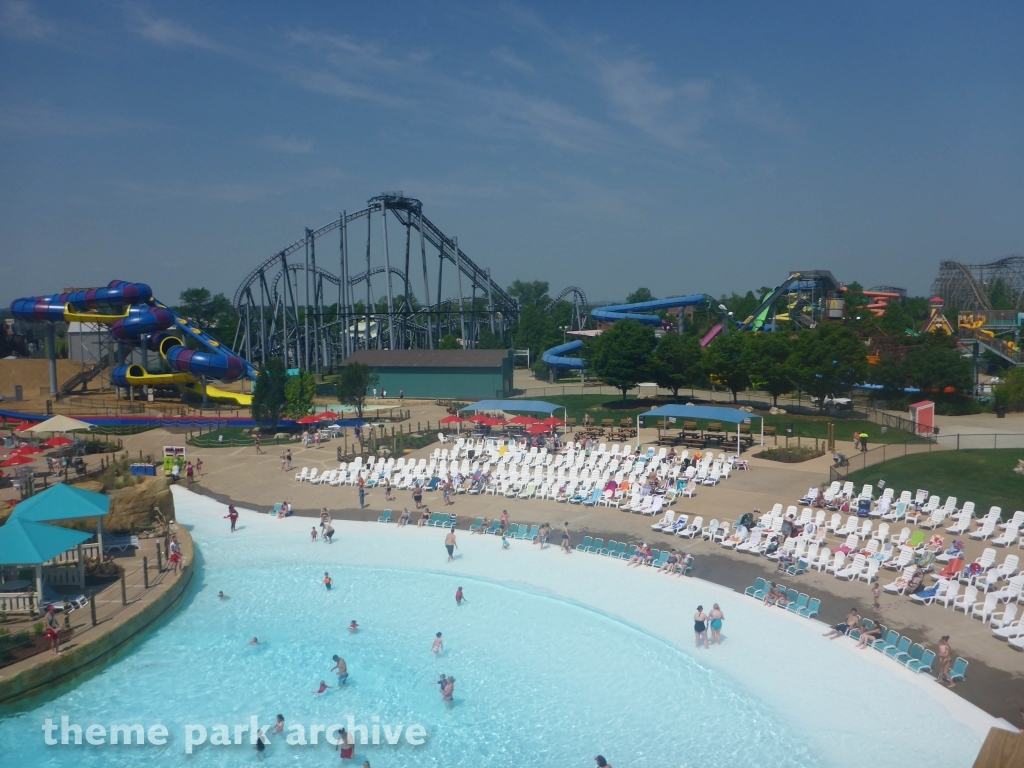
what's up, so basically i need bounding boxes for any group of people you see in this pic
[169,457,201,485]
[693,604,725,648]
[301,430,322,449]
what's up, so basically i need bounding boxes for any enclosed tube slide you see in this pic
[10,280,256,404]
[541,294,708,370]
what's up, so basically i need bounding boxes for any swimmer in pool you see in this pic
[272,714,285,735]
[314,680,329,694]
[436,673,447,691]
[432,632,443,654]
[455,587,465,605]
[249,637,259,645]
[311,527,318,542]
[348,620,359,632]
[323,572,333,590]
[218,591,228,600]
[332,655,348,687]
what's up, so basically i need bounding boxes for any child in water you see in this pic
[311,527,318,542]
[314,680,329,694]
[348,620,359,632]
[323,572,332,590]
[502,535,510,550]
[455,587,465,606]
[432,632,444,654]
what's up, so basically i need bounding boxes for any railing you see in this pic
[42,566,82,585]
[829,432,1024,481]
[0,593,36,614]
[959,328,1022,363]
[868,409,932,438]
[47,543,101,565]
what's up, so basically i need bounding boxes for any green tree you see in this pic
[510,303,560,360]
[790,324,868,404]
[336,362,378,420]
[878,302,914,336]
[703,333,750,402]
[625,287,656,304]
[993,367,1024,411]
[176,288,239,342]
[869,356,909,400]
[743,332,795,406]
[904,339,973,395]
[251,358,288,429]
[589,319,656,400]
[650,332,702,400]
[476,327,506,349]
[284,369,317,419]
[439,334,463,350]
[508,280,551,308]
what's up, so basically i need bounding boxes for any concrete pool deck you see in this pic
[0,526,193,704]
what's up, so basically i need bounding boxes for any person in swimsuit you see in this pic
[500,510,509,532]
[502,534,510,550]
[937,635,953,687]
[311,527,318,541]
[272,715,285,735]
[323,524,335,543]
[561,522,571,554]
[856,623,883,649]
[441,676,455,708]
[169,546,182,575]
[418,508,430,527]
[249,637,259,645]
[660,550,679,574]
[384,476,395,501]
[413,482,423,509]
[43,606,61,654]
[694,606,708,648]
[823,608,860,640]
[254,727,266,760]
[336,727,354,759]
[226,505,239,532]
[455,587,465,606]
[323,572,333,589]
[432,632,443,654]
[399,508,410,527]
[709,604,724,646]
[218,591,228,600]
[595,757,612,768]
[348,620,359,632]
[332,655,348,686]
[445,531,457,562]
[314,680,329,694]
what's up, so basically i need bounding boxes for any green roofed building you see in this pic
[342,349,513,400]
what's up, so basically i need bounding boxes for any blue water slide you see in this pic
[589,295,707,325]
[541,340,586,370]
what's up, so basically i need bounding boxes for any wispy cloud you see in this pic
[133,12,222,52]
[111,179,275,203]
[258,134,313,154]
[0,0,55,40]
[490,45,533,74]
[0,103,162,137]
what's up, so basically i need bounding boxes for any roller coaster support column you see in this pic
[487,268,495,334]
[381,198,396,350]
[45,323,58,396]
[454,236,467,347]
[304,229,311,370]
[418,211,432,349]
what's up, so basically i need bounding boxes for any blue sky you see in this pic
[1,1,1022,307]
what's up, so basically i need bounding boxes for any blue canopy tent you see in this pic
[638,404,765,455]
[0,517,95,615]
[11,483,110,554]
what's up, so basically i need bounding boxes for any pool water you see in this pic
[0,490,990,767]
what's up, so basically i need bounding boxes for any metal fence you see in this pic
[830,433,1024,482]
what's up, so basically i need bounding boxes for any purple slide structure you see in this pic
[700,323,724,347]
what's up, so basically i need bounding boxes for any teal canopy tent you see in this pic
[639,404,765,455]
[0,517,95,616]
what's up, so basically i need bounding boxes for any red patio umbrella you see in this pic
[508,415,539,425]
[439,415,463,424]
[44,436,75,447]
[525,423,552,434]
[475,416,502,427]
[0,454,35,467]
[14,445,43,455]
[541,416,563,426]
[318,411,340,420]
[295,414,321,425]
[467,414,490,423]
[11,422,36,431]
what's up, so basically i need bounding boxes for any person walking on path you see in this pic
[561,521,572,554]
[186,462,194,486]
[709,604,725,646]
[383,476,395,501]
[196,458,203,476]
[285,450,292,470]
[872,583,880,610]
[399,389,404,403]
[937,635,954,687]
[358,481,366,509]
[280,451,287,471]
[44,605,61,655]
[852,431,860,451]
[413,481,423,509]
[255,433,263,454]
[445,530,458,562]
[859,433,869,452]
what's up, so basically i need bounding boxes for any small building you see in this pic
[342,349,513,399]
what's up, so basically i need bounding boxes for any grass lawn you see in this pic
[510,394,919,444]
[847,449,1024,519]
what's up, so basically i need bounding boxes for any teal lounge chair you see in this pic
[611,542,627,558]
[744,577,767,597]
[599,540,617,556]
[620,544,637,560]
[588,538,604,553]
[785,588,799,605]
[524,524,539,541]
[873,630,899,651]
[271,503,283,516]
[786,593,809,614]
[799,597,820,619]
[485,520,501,535]
[469,517,484,532]
[428,513,445,527]
[507,523,520,538]
[949,657,968,683]
[650,551,669,568]
[896,643,924,666]
[581,487,603,507]
[377,509,392,523]
[786,559,809,576]
[907,649,935,674]
[849,619,873,641]
[751,581,772,601]
[884,636,912,660]
[576,536,593,552]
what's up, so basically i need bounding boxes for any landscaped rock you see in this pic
[105,476,174,532]
[1015,459,1024,476]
